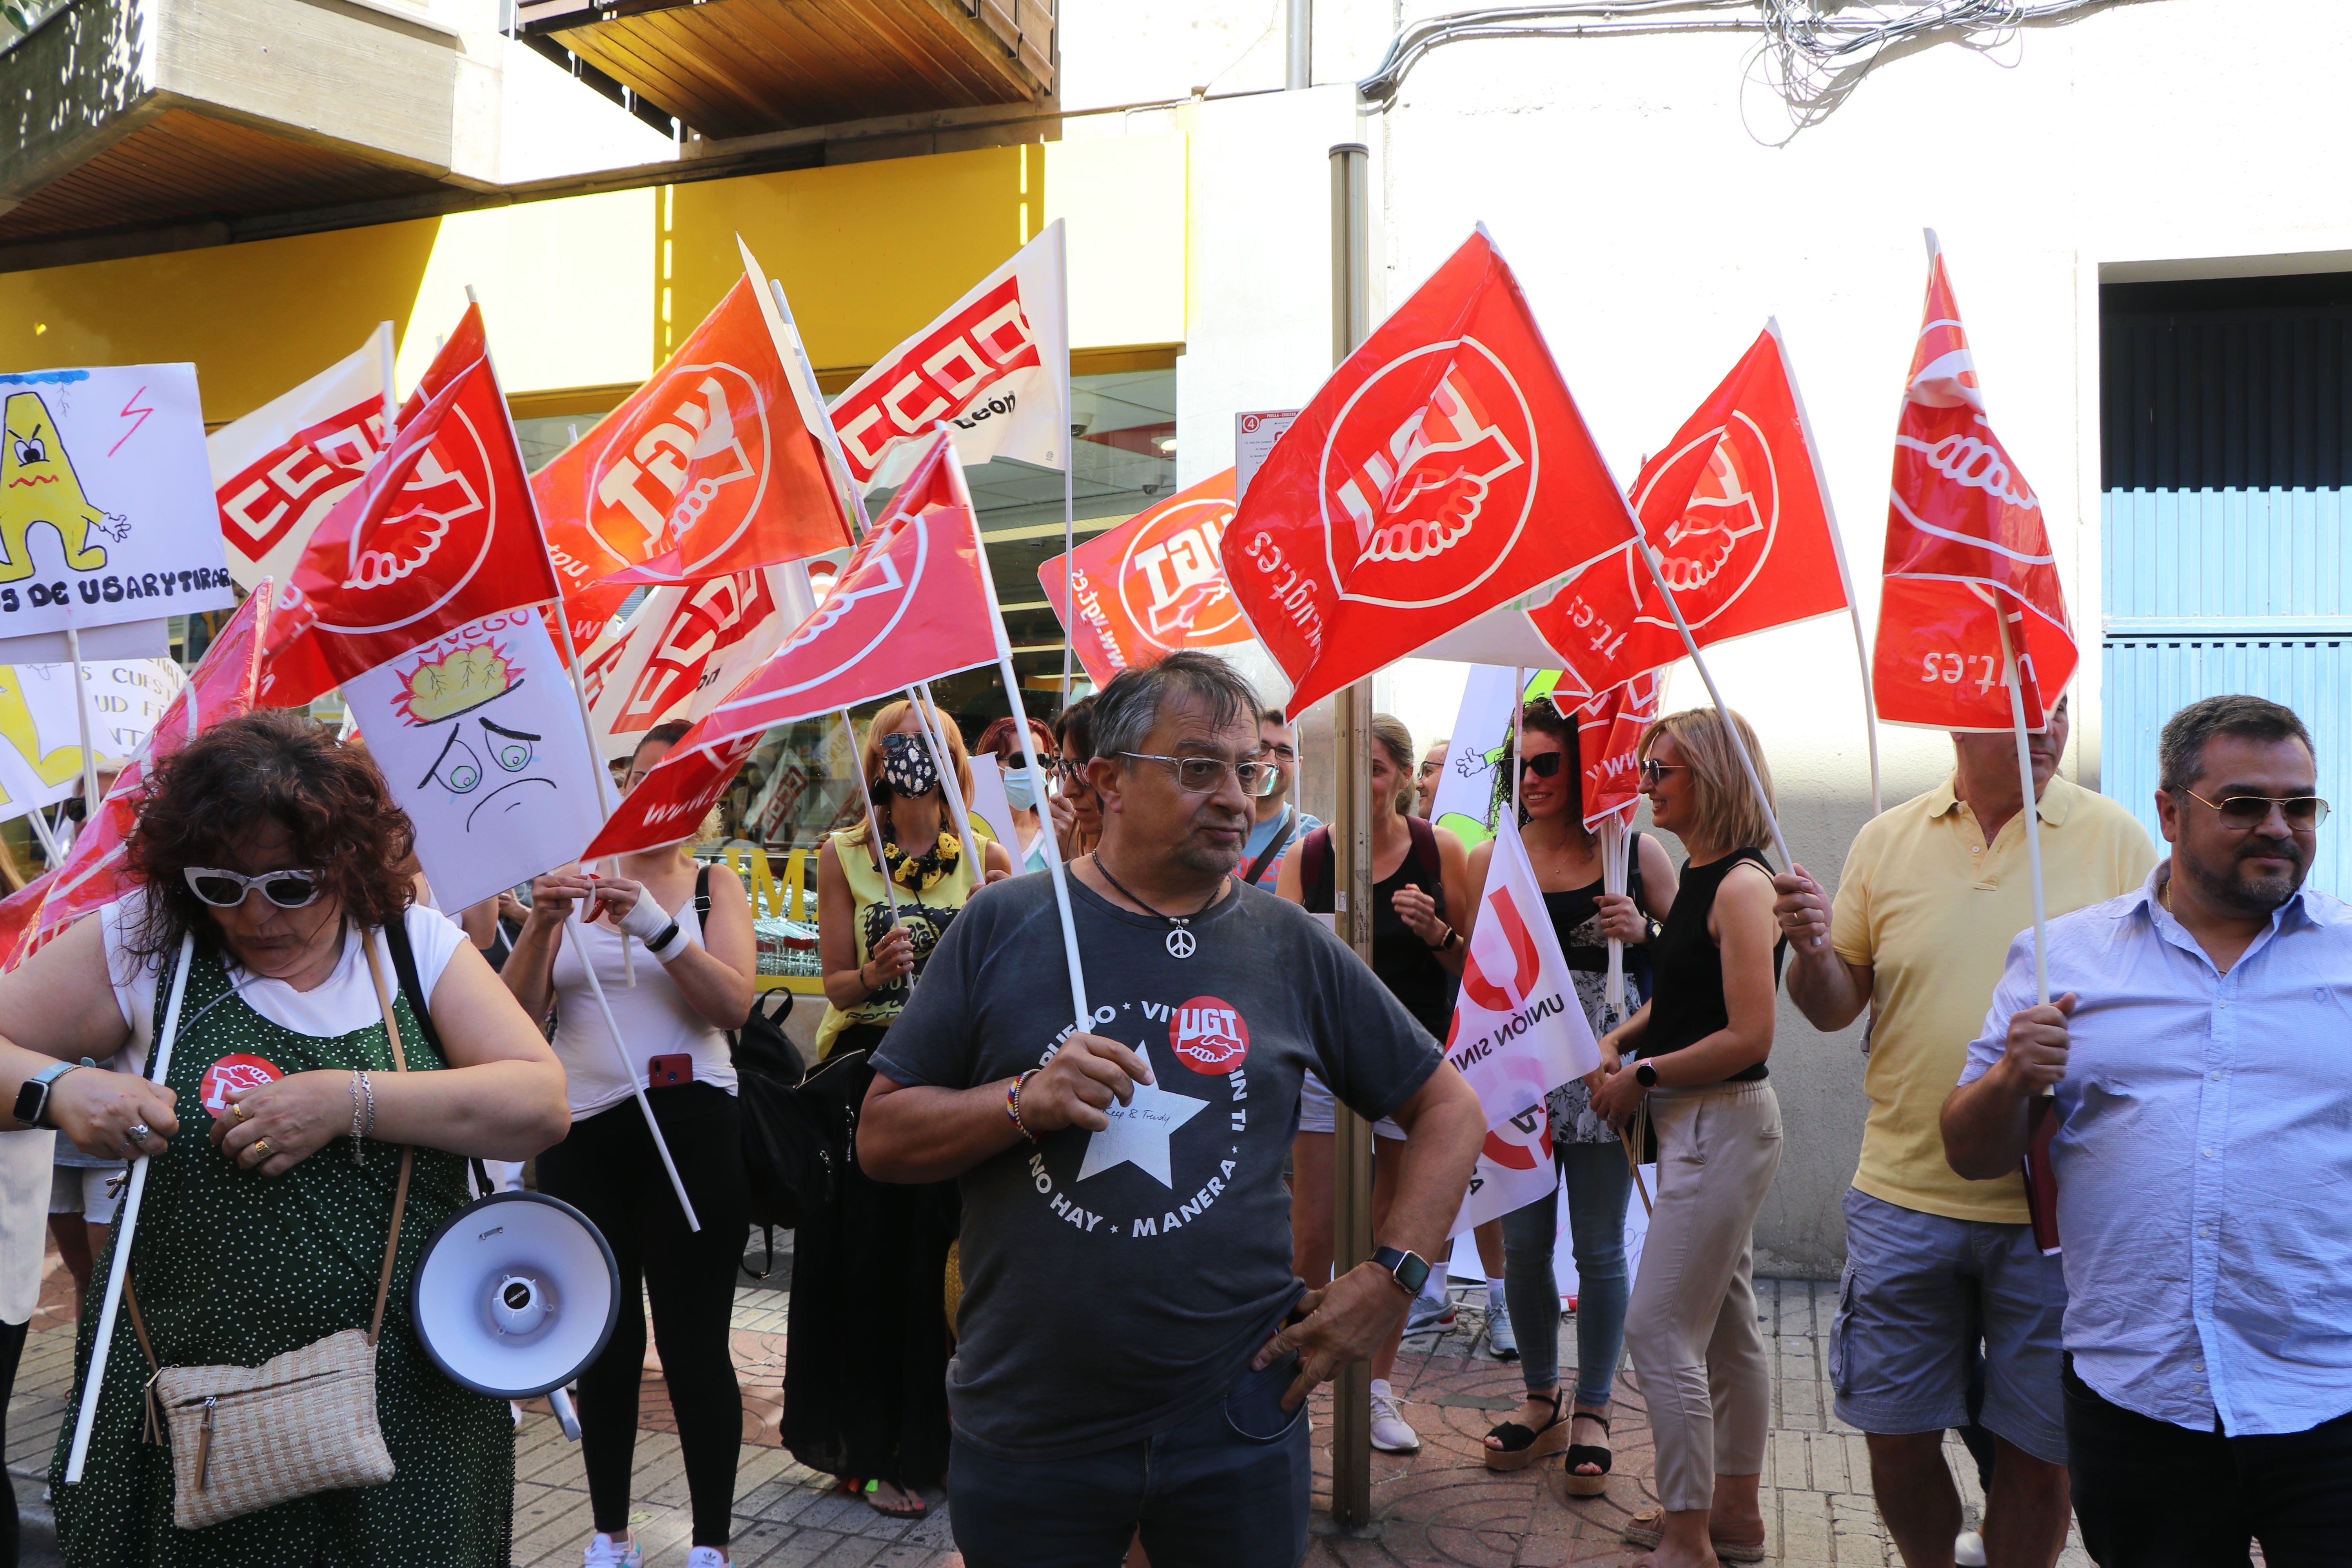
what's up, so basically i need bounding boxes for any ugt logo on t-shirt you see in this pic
[1171,997,1248,1075]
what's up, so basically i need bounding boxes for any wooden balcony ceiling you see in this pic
[0,109,439,245]
[543,0,1052,142]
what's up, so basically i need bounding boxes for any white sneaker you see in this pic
[685,1550,730,1568]
[1954,1530,1987,1567]
[1486,1293,1518,1361]
[582,1535,641,1568]
[1404,1292,1456,1336]
[1369,1380,1421,1454]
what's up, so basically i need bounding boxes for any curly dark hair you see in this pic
[123,709,419,963]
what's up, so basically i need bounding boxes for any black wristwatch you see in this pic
[14,1060,84,1129]
[1370,1245,1431,1299]
[1633,1059,1660,1089]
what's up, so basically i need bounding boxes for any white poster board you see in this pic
[0,365,235,637]
[342,609,606,913]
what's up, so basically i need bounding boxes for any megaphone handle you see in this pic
[549,1385,582,1442]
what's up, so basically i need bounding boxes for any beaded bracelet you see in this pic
[1005,1069,1042,1143]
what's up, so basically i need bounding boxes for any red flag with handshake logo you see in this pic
[1225,227,1638,716]
[1874,234,2075,730]
[1529,324,1852,702]
[1038,468,1250,685]
[582,426,1001,857]
[259,307,561,709]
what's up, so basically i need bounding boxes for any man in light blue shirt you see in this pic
[1241,708,1319,891]
[1944,694,2352,1566]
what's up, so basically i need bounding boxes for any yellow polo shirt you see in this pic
[1831,774,2157,1223]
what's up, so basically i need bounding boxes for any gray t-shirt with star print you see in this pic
[869,868,1443,1461]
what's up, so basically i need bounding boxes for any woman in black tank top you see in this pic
[1278,713,1471,1456]
[1588,707,1787,1564]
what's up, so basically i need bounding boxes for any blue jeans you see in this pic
[946,1351,1312,1568]
[1501,1140,1633,1408]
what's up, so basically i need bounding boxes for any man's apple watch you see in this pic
[1371,1245,1431,1299]
[14,1060,84,1130]
[1633,1058,1660,1089]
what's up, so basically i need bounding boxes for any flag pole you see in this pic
[1056,220,1076,723]
[1771,317,1880,816]
[64,628,102,818]
[463,283,634,985]
[376,319,399,443]
[841,708,905,932]
[64,931,195,1484]
[1996,610,2051,1006]
[1633,544,1806,924]
[564,910,699,1229]
[1509,669,1524,825]
[905,684,978,863]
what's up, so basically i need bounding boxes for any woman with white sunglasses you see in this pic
[0,710,567,1567]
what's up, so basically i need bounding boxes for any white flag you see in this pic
[581,565,804,763]
[342,609,606,913]
[829,221,1068,492]
[1446,819,1602,1236]
[1428,664,1537,848]
[209,326,395,593]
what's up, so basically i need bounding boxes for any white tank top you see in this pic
[548,902,739,1118]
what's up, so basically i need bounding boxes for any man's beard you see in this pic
[1173,817,1249,877]
[2181,832,2308,915]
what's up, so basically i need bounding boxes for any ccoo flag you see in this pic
[260,307,562,709]
[1530,324,1851,703]
[1445,819,1604,1235]
[1038,468,1249,685]
[1874,234,2076,731]
[210,326,395,594]
[1225,228,1639,717]
[582,426,1000,858]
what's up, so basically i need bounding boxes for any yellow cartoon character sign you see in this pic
[0,365,233,638]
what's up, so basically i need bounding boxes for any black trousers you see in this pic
[2065,1360,2352,1567]
[1,1315,24,1568]
[538,1083,748,1548]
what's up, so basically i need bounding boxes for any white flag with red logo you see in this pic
[260,307,563,709]
[583,426,1000,857]
[0,584,271,968]
[1445,819,1603,1236]
[1529,323,1852,702]
[532,245,857,626]
[1573,671,1663,829]
[1225,227,1638,716]
[829,223,1067,491]
[1875,234,2075,730]
[1038,468,1250,684]
[580,565,804,760]
[210,327,394,593]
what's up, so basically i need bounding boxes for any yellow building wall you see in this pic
[0,132,1188,428]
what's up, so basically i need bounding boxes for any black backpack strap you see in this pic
[694,862,712,921]
[1626,828,1646,914]
[1241,806,1295,887]
[382,914,447,1063]
[1299,825,1333,912]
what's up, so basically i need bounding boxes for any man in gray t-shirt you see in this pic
[861,654,1484,1568]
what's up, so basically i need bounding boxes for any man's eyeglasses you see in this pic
[185,867,325,909]
[1121,752,1282,798]
[1417,760,1443,776]
[1638,759,1686,785]
[1519,751,1565,779]
[2180,789,2330,831]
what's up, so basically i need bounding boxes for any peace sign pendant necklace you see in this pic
[1092,852,1221,960]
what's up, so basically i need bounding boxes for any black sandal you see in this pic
[1562,1407,1612,1496]
[1482,1390,1570,1472]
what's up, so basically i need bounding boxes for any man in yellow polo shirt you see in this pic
[1772,697,2155,1568]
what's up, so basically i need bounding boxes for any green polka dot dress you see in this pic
[49,936,514,1566]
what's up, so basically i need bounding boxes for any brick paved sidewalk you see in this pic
[7,1245,2090,1568]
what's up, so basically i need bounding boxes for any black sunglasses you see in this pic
[1518,752,1564,778]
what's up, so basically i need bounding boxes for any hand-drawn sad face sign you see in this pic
[390,624,555,831]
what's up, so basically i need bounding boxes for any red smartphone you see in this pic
[648,1054,694,1087]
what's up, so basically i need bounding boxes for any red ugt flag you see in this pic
[1,584,272,967]
[1875,236,2075,731]
[1039,468,1250,686]
[1572,670,1663,829]
[261,307,562,709]
[1225,228,1638,716]
[583,426,1000,858]
[1530,324,1851,702]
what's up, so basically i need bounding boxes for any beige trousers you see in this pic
[1624,1079,1784,1512]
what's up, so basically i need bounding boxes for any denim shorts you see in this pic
[1829,1187,2068,1463]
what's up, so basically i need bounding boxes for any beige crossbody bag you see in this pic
[123,935,416,1531]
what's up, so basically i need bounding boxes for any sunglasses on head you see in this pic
[183,867,325,910]
[1518,751,1564,778]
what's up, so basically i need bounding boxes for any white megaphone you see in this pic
[411,1192,621,1442]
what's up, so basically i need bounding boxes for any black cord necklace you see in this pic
[1091,852,1225,960]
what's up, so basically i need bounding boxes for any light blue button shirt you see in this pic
[1960,862,2352,1437]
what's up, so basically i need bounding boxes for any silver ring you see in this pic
[126,1123,151,1145]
